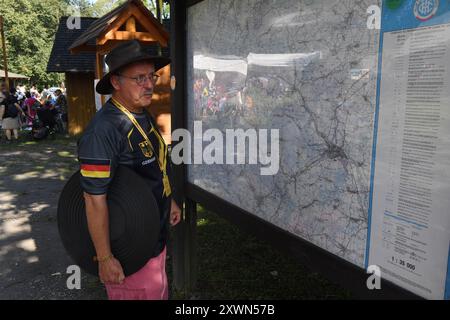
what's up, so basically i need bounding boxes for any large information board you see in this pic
[184,0,450,299]
[367,0,450,300]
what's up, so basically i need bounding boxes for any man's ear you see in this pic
[110,74,121,91]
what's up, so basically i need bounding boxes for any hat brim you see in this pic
[96,56,171,95]
[57,166,161,276]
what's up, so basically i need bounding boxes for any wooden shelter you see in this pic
[0,69,30,88]
[47,17,98,136]
[69,0,172,142]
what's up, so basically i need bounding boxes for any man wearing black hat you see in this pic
[77,40,181,300]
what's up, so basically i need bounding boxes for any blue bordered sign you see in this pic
[366,0,450,300]
[414,0,440,21]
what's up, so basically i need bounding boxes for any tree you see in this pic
[67,0,94,17]
[146,0,170,20]
[0,0,170,87]
[0,0,68,86]
[90,0,127,17]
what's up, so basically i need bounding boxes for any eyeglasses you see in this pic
[118,72,160,86]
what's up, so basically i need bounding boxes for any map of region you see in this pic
[186,0,381,266]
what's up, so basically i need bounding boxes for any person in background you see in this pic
[40,86,49,102]
[54,89,68,132]
[1,82,8,96]
[33,90,41,101]
[24,91,39,126]
[0,91,5,138]
[17,83,26,95]
[60,82,66,95]
[0,83,6,139]
[0,87,25,143]
[30,84,38,97]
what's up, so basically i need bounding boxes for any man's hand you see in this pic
[170,198,181,226]
[98,256,125,285]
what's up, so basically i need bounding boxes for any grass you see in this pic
[169,206,352,300]
[0,133,78,151]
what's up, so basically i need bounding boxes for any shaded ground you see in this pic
[0,134,350,300]
[176,207,351,300]
[0,134,106,299]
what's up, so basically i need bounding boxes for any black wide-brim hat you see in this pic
[96,40,171,95]
[57,166,160,277]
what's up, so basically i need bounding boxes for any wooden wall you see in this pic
[147,64,172,144]
[66,72,97,136]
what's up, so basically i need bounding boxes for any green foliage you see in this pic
[0,0,69,86]
[146,0,170,19]
[67,0,93,17]
[0,0,169,87]
[168,206,352,299]
[90,0,127,17]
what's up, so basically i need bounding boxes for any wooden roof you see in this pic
[0,69,29,79]
[47,16,170,73]
[47,17,97,73]
[69,0,169,54]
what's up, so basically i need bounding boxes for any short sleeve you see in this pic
[77,125,122,195]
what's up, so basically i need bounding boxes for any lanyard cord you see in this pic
[111,98,171,197]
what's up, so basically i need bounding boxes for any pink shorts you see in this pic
[105,247,168,300]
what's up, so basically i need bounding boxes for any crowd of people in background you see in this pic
[0,82,67,143]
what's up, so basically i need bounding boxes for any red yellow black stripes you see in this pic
[79,158,111,178]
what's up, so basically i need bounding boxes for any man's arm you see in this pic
[84,193,111,259]
[84,192,125,284]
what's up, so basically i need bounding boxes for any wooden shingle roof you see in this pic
[47,17,97,73]
[47,0,171,74]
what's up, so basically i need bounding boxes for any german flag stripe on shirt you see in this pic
[79,158,111,178]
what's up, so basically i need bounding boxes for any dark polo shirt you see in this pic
[77,99,172,258]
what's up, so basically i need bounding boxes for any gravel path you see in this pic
[0,136,106,299]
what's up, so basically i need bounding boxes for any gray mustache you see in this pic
[143,90,153,95]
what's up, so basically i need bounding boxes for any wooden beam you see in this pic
[126,16,136,32]
[96,40,124,56]
[71,2,169,54]
[97,3,168,47]
[95,52,103,80]
[132,7,169,47]
[70,44,97,54]
[184,199,198,295]
[104,31,162,43]
[170,0,191,295]
[172,198,197,296]
[96,7,133,45]
[95,51,105,105]
[0,15,9,92]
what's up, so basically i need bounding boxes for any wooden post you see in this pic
[171,198,197,297]
[184,198,197,294]
[126,17,136,32]
[171,212,185,292]
[170,0,197,297]
[0,15,9,92]
[95,51,105,106]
